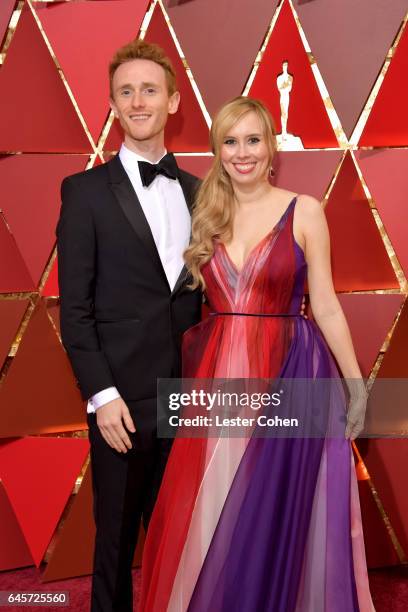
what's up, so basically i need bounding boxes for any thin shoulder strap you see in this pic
[280,195,298,227]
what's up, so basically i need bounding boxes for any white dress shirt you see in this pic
[87,143,191,413]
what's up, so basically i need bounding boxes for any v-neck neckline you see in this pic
[220,196,297,275]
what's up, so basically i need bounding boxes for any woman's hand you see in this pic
[345,381,368,440]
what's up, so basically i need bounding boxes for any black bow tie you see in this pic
[138,153,179,187]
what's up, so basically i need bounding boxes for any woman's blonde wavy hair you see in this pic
[184,96,277,289]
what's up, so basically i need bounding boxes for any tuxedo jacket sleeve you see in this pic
[57,175,115,399]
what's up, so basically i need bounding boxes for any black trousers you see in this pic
[88,398,172,612]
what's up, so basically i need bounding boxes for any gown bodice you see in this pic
[182,197,309,379]
[202,196,306,316]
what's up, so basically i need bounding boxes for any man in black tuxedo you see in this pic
[57,39,201,612]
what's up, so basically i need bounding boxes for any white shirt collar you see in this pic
[119,143,167,174]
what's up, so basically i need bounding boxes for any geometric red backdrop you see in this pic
[0,0,407,579]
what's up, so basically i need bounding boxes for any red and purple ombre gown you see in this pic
[140,197,374,612]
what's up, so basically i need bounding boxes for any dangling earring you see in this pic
[269,166,275,177]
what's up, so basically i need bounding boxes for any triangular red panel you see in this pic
[366,299,408,437]
[42,257,59,297]
[337,294,403,377]
[0,155,88,286]
[0,302,87,437]
[175,155,212,179]
[165,0,279,117]
[42,466,145,581]
[295,0,408,138]
[0,480,33,571]
[358,439,408,560]
[248,0,337,148]
[105,4,209,153]
[359,22,408,147]
[273,151,342,200]
[357,478,400,568]
[0,213,34,292]
[41,466,95,580]
[33,0,150,144]
[377,298,408,378]
[356,149,408,279]
[0,437,89,566]
[0,0,16,48]
[0,300,28,369]
[0,5,90,153]
[325,153,399,291]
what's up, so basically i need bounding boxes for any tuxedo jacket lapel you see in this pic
[107,155,170,291]
[171,167,198,295]
[178,168,195,214]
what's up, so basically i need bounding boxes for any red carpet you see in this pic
[0,566,407,611]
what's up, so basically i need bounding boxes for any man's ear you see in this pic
[110,98,119,118]
[168,90,180,115]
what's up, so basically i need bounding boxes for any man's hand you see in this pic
[96,398,136,453]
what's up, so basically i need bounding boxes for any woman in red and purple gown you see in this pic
[140,97,374,611]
